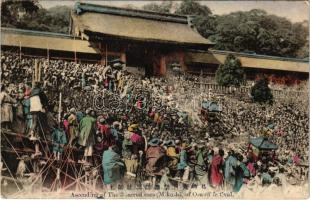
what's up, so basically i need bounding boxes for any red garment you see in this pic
[210,155,224,187]
[131,133,145,155]
[136,100,142,109]
[97,123,109,135]
[247,162,256,176]
[293,155,301,165]
[130,133,142,143]
[24,88,31,99]
[96,123,115,151]
[63,120,69,136]
[104,79,109,87]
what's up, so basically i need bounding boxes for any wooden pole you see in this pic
[32,59,37,87]
[105,44,108,67]
[74,36,77,64]
[38,61,41,82]
[47,44,50,62]
[32,66,35,88]
[58,93,62,126]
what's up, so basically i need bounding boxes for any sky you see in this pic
[39,0,309,23]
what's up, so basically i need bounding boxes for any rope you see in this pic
[2,133,33,172]
[1,158,22,191]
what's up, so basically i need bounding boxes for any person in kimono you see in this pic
[67,108,78,146]
[177,143,190,181]
[0,84,16,130]
[22,83,32,135]
[233,154,250,192]
[29,82,48,158]
[194,143,207,182]
[94,117,115,159]
[52,125,67,160]
[224,149,238,189]
[28,82,48,139]
[78,108,96,165]
[145,138,166,186]
[12,84,26,134]
[209,148,224,188]
[102,145,125,189]
[165,140,178,177]
[122,131,137,175]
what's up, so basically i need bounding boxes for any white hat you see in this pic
[213,147,219,155]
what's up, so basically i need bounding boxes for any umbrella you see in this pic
[202,100,221,112]
[250,136,278,150]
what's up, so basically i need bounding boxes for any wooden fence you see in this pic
[193,82,308,98]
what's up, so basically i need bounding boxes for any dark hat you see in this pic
[164,140,175,147]
[149,138,160,146]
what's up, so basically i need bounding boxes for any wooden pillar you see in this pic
[19,41,22,61]
[178,51,186,71]
[120,47,126,64]
[159,55,166,75]
[99,43,104,65]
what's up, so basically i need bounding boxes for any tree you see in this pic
[210,9,309,58]
[1,0,70,34]
[215,54,245,87]
[142,1,173,13]
[250,77,273,104]
[175,0,217,38]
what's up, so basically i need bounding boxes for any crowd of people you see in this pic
[1,52,309,193]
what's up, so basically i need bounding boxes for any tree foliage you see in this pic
[209,9,309,58]
[1,0,70,33]
[175,0,217,38]
[142,0,308,58]
[250,77,273,104]
[142,1,173,13]
[215,54,245,87]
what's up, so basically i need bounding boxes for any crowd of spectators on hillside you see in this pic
[1,52,308,193]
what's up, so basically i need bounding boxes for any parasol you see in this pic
[250,136,278,150]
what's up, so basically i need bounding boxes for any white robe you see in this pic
[30,95,43,112]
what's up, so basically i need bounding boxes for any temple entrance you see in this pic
[126,47,158,77]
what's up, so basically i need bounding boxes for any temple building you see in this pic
[70,2,213,76]
[1,2,308,83]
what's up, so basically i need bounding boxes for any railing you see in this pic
[193,82,308,98]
